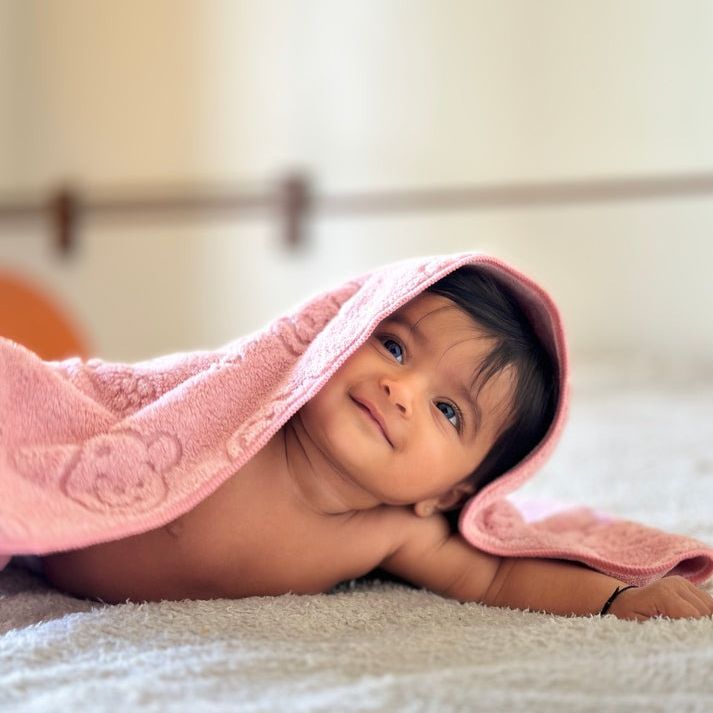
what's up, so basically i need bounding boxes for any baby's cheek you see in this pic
[300,390,349,450]
[433,443,476,482]
[299,389,332,432]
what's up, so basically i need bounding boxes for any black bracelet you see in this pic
[600,585,637,616]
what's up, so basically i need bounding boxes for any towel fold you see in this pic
[2,252,711,587]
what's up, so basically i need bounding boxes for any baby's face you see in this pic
[298,293,516,508]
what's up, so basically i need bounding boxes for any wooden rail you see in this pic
[1,171,713,255]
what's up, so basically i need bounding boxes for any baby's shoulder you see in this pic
[227,505,426,596]
[343,504,448,564]
[275,505,412,589]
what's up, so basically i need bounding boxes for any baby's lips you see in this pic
[351,394,394,446]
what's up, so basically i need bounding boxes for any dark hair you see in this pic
[426,266,559,532]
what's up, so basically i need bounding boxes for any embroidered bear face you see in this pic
[60,431,181,513]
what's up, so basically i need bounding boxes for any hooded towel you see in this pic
[2,252,712,588]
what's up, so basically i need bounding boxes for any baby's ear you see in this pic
[413,482,476,518]
[439,481,477,512]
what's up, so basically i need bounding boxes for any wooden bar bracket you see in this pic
[49,187,78,257]
[278,173,310,249]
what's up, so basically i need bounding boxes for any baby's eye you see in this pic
[382,338,404,364]
[436,401,461,430]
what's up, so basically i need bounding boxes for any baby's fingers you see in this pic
[680,584,713,618]
[662,596,707,620]
[657,578,713,619]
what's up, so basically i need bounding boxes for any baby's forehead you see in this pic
[388,292,482,334]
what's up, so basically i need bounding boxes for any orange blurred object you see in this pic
[0,272,89,360]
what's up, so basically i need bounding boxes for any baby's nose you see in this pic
[381,376,416,416]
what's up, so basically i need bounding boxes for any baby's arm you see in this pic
[379,510,713,620]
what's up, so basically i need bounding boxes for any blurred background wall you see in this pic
[1,0,712,366]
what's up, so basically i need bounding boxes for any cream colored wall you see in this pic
[0,0,210,358]
[0,0,14,192]
[1,0,712,364]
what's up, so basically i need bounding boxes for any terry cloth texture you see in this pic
[1,252,712,586]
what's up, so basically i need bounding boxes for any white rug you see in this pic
[2,358,712,712]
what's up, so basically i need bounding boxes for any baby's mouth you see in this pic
[351,396,394,447]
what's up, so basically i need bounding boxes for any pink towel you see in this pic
[1,252,712,587]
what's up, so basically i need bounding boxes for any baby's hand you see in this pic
[608,576,713,621]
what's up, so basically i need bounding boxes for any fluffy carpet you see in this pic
[2,358,712,712]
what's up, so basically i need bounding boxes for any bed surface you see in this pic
[2,358,712,712]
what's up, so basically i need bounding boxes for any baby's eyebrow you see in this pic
[383,313,426,344]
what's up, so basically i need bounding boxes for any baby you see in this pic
[40,266,713,621]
